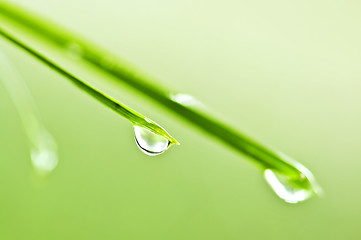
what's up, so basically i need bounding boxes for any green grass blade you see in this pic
[0,2,321,196]
[0,28,179,145]
[0,50,58,175]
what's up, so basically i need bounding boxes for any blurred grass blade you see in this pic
[0,28,179,145]
[0,50,58,175]
[0,2,321,202]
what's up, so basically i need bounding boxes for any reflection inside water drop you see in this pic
[264,169,315,203]
[134,126,170,156]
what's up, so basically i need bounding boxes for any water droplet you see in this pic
[134,126,170,156]
[31,147,58,175]
[264,169,318,203]
[170,93,205,109]
[30,130,58,175]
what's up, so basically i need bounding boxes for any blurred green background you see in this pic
[1,0,361,239]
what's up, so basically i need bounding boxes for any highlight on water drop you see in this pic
[133,125,171,156]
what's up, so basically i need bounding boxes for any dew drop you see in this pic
[31,147,58,175]
[170,93,198,106]
[170,93,206,110]
[30,130,58,175]
[134,126,170,156]
[264,169,318,203]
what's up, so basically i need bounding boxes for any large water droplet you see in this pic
[134,126,170,156]
[264,169,318,203]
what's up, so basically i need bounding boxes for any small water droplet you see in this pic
[134,126,170,156]
[31,130,58,175]
[170,93,205,109]
[264,169,317,203]
[31,147,58,175]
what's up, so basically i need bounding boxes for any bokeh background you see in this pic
[0,0,360,239]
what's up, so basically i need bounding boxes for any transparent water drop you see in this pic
[170,93,206,110]
[263,152,322,203]
[134,126,170,156]
[170,93,199,106]
[264,169,319,203]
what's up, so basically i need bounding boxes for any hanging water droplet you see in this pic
[264,169,318,203]
[263,152,322,203]
[31,147,58,175]
[30,129,58,175]
[134,126,170,156]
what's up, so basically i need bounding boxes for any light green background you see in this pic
[0,0,360,239]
